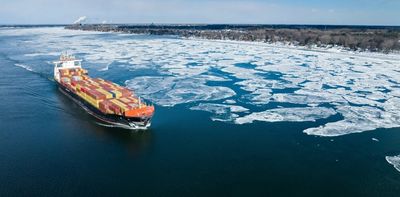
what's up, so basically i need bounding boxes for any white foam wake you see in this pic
[14,63,33,72]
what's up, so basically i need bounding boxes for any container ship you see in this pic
[54,54,154,129]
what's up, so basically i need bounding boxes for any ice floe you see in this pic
[223,99,237,104]
[191,103,248,113]
[190,103,249,122]
[386,155,400,173]
[235,107,336,124]
[304,105,400,137]
[125,76,235,106]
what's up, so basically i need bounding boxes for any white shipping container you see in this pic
[72,76,82,81]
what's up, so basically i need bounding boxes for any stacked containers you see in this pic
[110,99,129,115]
[96,88,113,99]
[59,68,88,78]
[118,97,139,108]
[59,68,146,116]
[99,99,113,114]
[85,89,106,108]
[98,99,127,115]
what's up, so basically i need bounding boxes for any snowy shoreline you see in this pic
[66,24,400,53]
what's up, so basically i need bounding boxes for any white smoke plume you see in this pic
[73,16,87,24]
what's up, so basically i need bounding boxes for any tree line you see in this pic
[67,24,400,52]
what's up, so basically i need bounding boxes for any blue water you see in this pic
[1,27,400,196]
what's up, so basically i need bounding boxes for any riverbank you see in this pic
[66,24,400,53]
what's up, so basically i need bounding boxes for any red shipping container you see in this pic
[99,101,106,110]
[72,80,84,86]
[109,104,121,114]
[87,85,98,89]
[90,89,106,100]
[86,90,96,99]
[99,84,112,89]
[99,102,109,113]
[121,89,132,97]
[81,87,89,93]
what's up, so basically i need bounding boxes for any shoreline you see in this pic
[65,24,400,53]
[61,27,400,59]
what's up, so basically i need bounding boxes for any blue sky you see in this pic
[1,0,399,25]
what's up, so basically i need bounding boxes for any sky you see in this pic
[1,0,399,25]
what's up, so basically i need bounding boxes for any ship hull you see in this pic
[57,82,152,130]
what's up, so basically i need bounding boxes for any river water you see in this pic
[0,27,400,196]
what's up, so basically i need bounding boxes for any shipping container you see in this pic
[96,88,113,99]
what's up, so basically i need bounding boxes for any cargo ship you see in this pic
[54,53,154,129]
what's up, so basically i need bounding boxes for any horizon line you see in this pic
[1,23,400,27]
